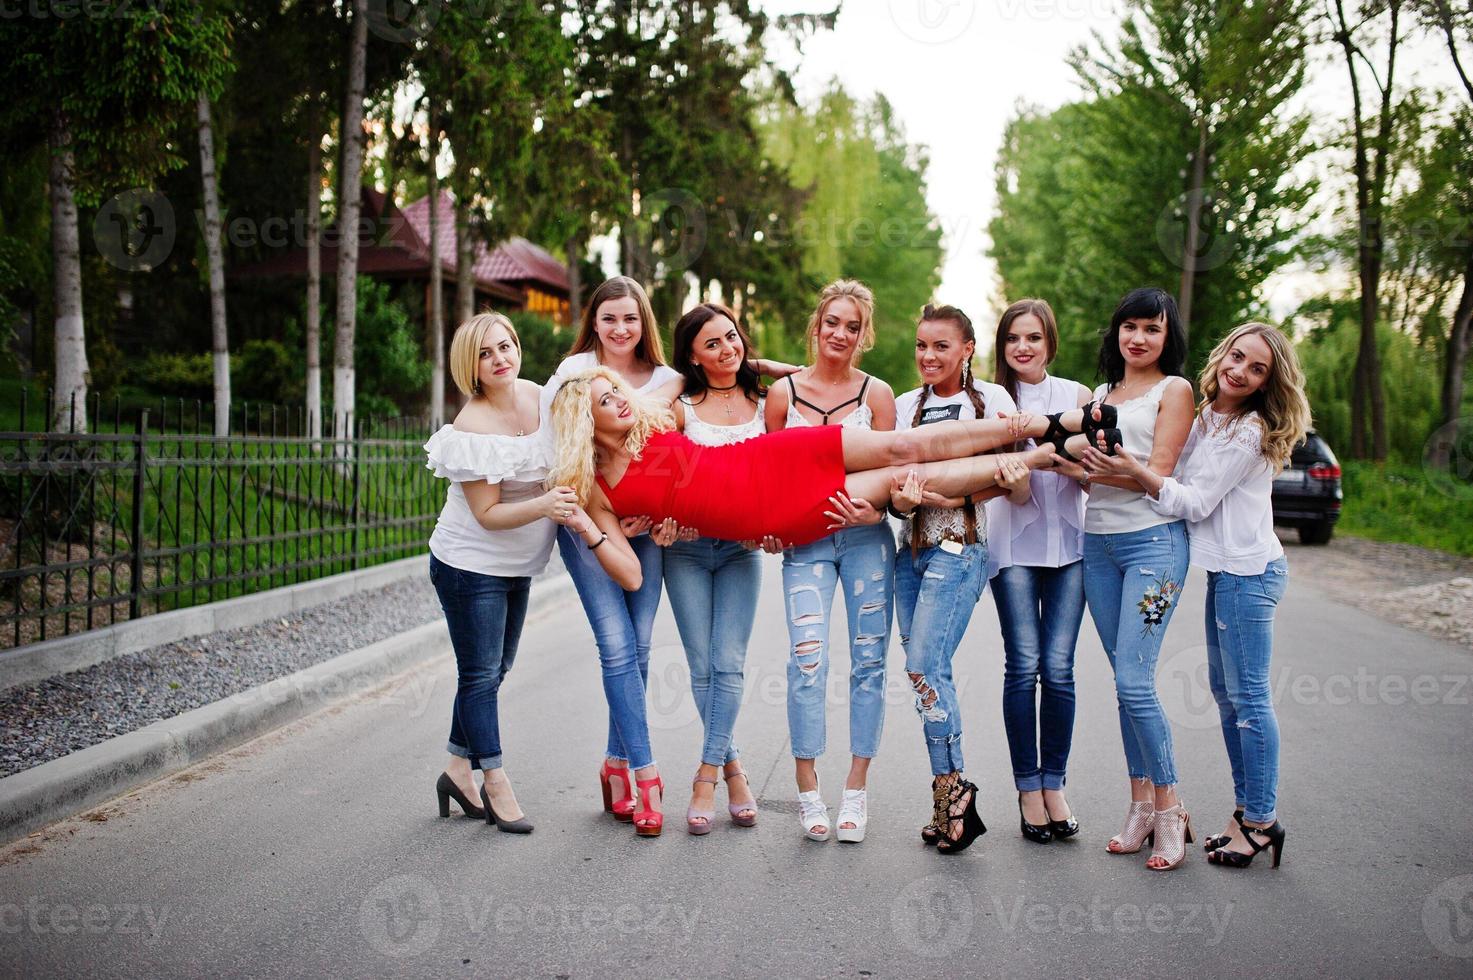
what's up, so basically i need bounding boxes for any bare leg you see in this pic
[843,443,1060,509]
[838,407,1095,472]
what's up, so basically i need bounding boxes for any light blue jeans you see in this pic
[557,526,665,771]
[1083,521,1189,786]
[992,560,1085,791]
[894,542,986,776]
[781,522,895,760]
[1205,556,1288,824]
[662,537,761,767]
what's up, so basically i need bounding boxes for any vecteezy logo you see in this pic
[359,875,442,957]
[1156,643,1221,731]
[1155,192,1236,272]
[1423,874,1473,958]
[891,874,975,957]
[94,189,175,272]
[641,188,708,275]
[887,0,975,44]
[366,0,442,43]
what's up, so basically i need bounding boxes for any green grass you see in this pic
[1337,461,1473,557]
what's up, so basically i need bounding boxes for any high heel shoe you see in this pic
[921,777,948,845]
[480,783,533,834]
[936,778,987,855]
[600,760,635,822]
[1044,792,1080,839]
[633,774,664,837]
[1146,803,1193,871]
[436,772,486,820]
[687,772,717,836]
[1208,817,1286,869]
[1204,809,1244,852]
[723,764,758,828]
[1018,794,1053,845]
[1106,801,1155,854]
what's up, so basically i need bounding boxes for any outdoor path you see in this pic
[2,545,1471,977]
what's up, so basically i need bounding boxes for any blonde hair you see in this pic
[448,313,520,396]
[568,276,667,366]
[805,279,875,365]
[1197,322,1311,473]
[547,366,675,505]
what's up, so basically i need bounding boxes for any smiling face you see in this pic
[593,295,644,360]
[1118,313,1168,370]
[1215,330,1274,408]
[689,314,744,379]
[1002,312,1049,382]
[589,376,634,437]
[816,296,864,364]
[476,320,521,392]
[915,318,974,393]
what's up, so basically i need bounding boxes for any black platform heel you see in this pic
[436,772,486,819]
[480,783,534,834]
[1204,809,1244,852]
[1208,816,1285,869]
[1018,795,1053,844]
[936,779,987,855]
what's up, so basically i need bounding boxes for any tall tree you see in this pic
[197,90,233,436]
[334,0,369,443]
[0,5,230,431]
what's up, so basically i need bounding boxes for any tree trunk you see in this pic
[333,0,369,446]
[1433,248,1473,468]
[565,233,583,325]
[426,127,445,429]
[305,126,323,443]
[456,199,475,324]
[197,93,231,437]
[1177,116,1208,343]
[48,109,87,434]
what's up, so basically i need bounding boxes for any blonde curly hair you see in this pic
[547,367,675,505]
[1197,322,1312,473]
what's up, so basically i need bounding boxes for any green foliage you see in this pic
[136,351,215,401]
[506,312,567,392]
[324,279,431,421]
[236,339,304,407]
[1338,461,1473,557]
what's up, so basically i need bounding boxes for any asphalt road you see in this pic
[2,545,1471,978]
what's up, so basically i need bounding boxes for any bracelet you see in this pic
[587,531,609,550]
[886,503,912,520]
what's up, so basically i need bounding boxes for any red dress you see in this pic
[596,428,847,547]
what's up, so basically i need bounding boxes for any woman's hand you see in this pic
[890,469,926,514]
[1001,411,1036,443]
[996,455,1029,492]
[651,518,679,547]
[566,504,596,537]
[619,515,652,538]
[1049,454,1091,484]
[540,485,581,524]
[823,490,883,530]
[1079,442,1145,480]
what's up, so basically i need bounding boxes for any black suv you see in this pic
[1271,431,1343,544]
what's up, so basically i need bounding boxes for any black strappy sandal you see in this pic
[1204,809,1245,852]
[936,778,987,855]
[1207,816,1286,869]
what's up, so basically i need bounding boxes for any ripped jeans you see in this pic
[1205,557,1287,824]
[895,542,986,776]
[781,522,895,760]
[1083,521,1189,786]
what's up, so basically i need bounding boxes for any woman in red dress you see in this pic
[546,367,1119,567]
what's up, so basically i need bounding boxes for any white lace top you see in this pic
[1084,376,1185,535]
[679,394,766,446]
[988,374,1087,575]
[1150,407,1284,575]
[894,381,1016,549]
[425,425,557,578]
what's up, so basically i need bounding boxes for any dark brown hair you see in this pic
[566,275,667,366]
[672,303,765,402]
[992,298,1059,406]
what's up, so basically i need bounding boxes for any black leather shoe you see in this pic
[1018,795,1053,844]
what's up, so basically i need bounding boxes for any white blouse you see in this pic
[425,425,558,578]
[1149,407,1284,576]
[1085,376,1185,535]
[680,394,766,446]
[895,381,1016,550]
[988,374,1087,576]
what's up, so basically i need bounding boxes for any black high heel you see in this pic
[936,779,987,855]
[1018,795,1053,844]
[1045,792,1080,839]
[480,783,534,834]
[436,772,486,819]
[1208,817,1285,869]
[1204,809,1244,852]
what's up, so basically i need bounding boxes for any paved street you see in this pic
[2,544,1471,978]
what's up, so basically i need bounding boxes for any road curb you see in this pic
[0,571,575,847]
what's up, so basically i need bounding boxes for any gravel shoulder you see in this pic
[1278,529,1473,650]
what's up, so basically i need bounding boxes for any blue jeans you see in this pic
[1083,521,1189,786]
[781,522,895,760]
[992,561,1085,791]
[430,554,530,771]
[1206,556,1287,824]
[662,537,761,767]
[895,543,986,776]
[558,526,665,770]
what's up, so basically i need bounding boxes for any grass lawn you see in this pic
[1337,461,1473,558]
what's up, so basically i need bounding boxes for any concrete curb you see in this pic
[0,554,437,693]
[0,571,575,847]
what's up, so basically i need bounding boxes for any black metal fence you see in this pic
[0,390,443,649]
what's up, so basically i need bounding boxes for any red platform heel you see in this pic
[600,760,635,822]
[634,774,664,837]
